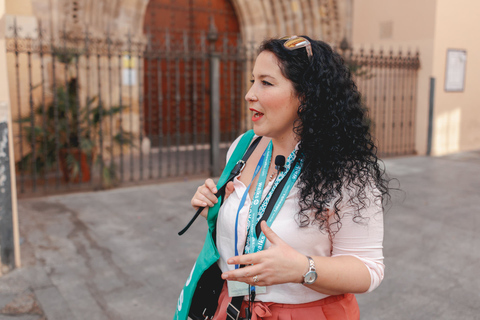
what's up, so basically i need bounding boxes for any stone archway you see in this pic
[29,0,152,40]
[29,0,346,49]
[231,0,344,45]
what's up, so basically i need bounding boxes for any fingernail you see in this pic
[227,259,234,264]
[213,188,218,193]
[222,273,228,279]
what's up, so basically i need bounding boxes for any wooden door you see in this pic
[143,0,241,146]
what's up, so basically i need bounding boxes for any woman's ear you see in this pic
[297,93,307,113]
[297,93,306,104]
[298,104,306,114]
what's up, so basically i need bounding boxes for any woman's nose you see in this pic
[245,86,257,102]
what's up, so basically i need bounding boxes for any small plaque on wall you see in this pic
[445,49,467,92]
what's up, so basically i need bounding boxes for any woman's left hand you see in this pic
[221,221,308,286]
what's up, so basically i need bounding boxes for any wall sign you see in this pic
[445,49,467,92]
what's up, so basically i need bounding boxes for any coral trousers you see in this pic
[212,283,360,320]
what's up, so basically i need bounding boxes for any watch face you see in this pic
[304,271,317,284]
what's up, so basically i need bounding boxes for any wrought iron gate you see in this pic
[7,20,420,196]
[7,22,250,195]
[344,48,421,157]
[143,0,242,145]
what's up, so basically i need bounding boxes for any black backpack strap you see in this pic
[217,136,262,206]
[226,295,245,320]
[178,136,262,236]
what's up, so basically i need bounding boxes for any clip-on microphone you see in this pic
[274,155,286,173]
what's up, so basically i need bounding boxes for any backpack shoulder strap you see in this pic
[216,130,256,187]
[205,130,258,230]
[178,130,259,235]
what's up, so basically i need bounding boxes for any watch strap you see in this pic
[302,256,316,284]
[306,256,316,271]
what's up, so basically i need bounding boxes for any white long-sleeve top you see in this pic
[216,135,385,304]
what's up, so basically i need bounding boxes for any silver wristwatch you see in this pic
[302,256,317,285]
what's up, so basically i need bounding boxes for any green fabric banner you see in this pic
[174,130,255,320]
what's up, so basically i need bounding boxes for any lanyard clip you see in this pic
[237,160,246,172]
[232,160,246,176]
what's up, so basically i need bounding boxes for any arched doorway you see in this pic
[142,0,242,150]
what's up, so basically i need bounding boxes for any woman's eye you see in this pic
[249,79,272,86]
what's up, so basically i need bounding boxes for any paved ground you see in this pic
[1,150,480,320]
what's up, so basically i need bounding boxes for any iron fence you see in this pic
[7,22,256,195]
[343,48,421,157]
[7,22,420,195]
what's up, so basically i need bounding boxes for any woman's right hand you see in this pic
[191,178,235,218]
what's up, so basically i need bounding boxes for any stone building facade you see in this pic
[29,0,349,46]
[4,0,352,164]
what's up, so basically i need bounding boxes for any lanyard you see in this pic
[246,150,302,255]
[233,141,303,267]
[244,144,302,300]
[233,142,271,269]
[254,158,302,252]
[230,140,302,304]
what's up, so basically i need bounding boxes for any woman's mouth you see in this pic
[251,109,264,122]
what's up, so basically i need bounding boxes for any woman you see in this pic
[191,36,389,319]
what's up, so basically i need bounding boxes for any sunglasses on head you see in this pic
[281,35,313,59]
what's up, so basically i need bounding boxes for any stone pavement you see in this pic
[1,150,479,320]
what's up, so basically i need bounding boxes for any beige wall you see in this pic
[430,0,480,155]
[6,0,33,15]
[0,0,10,105]
[352,0,480,156]
[352,0,437,156]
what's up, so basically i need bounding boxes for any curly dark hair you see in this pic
[259,36,390,234]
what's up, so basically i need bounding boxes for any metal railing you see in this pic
[343,48,421,157]
[7,22,419,195]
[7,22,256,195]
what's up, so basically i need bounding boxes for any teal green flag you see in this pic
[174,130,255,320]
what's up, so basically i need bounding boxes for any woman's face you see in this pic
[245,51,300,143]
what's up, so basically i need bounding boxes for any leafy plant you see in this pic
[16,77,133,188]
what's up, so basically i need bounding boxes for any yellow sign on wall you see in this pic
[122,53,136,69]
